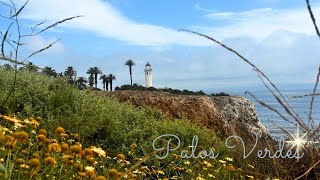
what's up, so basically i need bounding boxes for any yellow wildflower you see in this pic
[20,164,30,169]
[61,142,69,151]
[91,147,106,157]
[54,127,65,135]
[96,176,107,180]
[12,131,29,142]
[28,158,40,168]
[44,157,56,166]
[227,164,235,171]
[84,148,94,157]
[15,158,25,164]
[130,143,137,149]
[38,129,47,136]
[36,134,47,142]
[117,153,126,160]
[48,143,62,153]
[85,166,96,178]
[107,168,120,179]
[70,144,82,154]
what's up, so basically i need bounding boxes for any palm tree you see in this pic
[125,59,135,86]
[87,67,102,88]
[88,74,94,88]
[107,74,116,91]
[20,62,38,72]
[1,63,13,70]
[99,74,109,91]
[42,66,57,77]
[64,66,77,82]
[86,67,95,88]
[76,76,87,89]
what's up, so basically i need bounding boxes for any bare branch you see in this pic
[1,22,13,56]
[293,160,320,180]
[0,14,12,20]
[31,19,46,34]
[245,91,295,126]
[0,56,44,71]
[255,71,307,130]
[0,0,13,8]
[290,93,320,99]
[11,0,29,18]
[179,29,302,124]
[305,0,320,38]
[22,16,82,37]
[308,65,320,127]
[23,39,60,61]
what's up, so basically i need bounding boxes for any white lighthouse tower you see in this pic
[145,62,152,87]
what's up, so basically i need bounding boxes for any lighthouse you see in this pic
[145,62,152,87]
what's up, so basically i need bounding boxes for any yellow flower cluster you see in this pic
[0,114,108,179]
[0,113,260,180]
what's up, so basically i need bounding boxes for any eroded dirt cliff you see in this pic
[105,91,269,139]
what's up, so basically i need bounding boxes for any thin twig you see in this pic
[23,38,60,61]
[290,93,320,99]
[31,19,46,34]
[305,0,320,38]
[11,0,29,18]
[21,16,82,37]
[0,0,13,8]
[308,65,320,128]
[1,22,13,56]
[293,160,320,180]
[255,71,307,129]
[245,91,295,126]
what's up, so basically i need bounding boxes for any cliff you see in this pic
[105,91,269,139]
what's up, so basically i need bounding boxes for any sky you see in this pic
[1,0,320,92]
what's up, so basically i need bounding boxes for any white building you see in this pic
[145,62,152,87]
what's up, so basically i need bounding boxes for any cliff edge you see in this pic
[105,91,269,139]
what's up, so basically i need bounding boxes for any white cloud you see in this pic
[16,0,211,47]
[13,0,320,47]
[197,7,320,40]
[193,3,213,13]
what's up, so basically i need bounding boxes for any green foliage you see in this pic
[210,92,230,96]
[115,84,209,96]
[0,70,226,157]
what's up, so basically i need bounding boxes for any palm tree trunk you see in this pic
[94,74,98,88]
[129,66,133,86]
[103,82,105,91]
[106,82,109,91]
[110,80,113,91]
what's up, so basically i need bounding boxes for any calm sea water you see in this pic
[227,89,320,138]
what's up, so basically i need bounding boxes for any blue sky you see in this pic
[1,0,320,92]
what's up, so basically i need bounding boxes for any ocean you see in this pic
[226,88,320,139]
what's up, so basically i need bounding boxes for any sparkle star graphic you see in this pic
[285,124,308,153]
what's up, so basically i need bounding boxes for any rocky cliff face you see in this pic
[105,91,269,139]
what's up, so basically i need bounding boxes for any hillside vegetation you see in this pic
[0,69,265,179]
[0,70,220,152]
